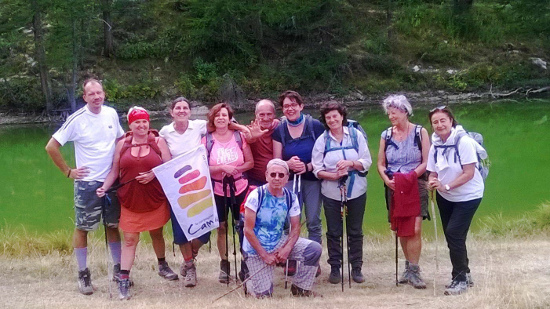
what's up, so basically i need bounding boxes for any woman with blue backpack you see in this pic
[427,106,486,295]
[311,101,372,285]
[272,91,325,248]
[376,94,431,289]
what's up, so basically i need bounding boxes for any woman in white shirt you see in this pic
[311,101,372,285]
[427,106,485,296]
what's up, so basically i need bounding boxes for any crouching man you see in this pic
[242,159,322,298]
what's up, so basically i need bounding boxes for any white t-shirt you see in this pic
[427,135,484,202]
[159,120,207,158]
[52,105,124,182]
[242,186,300,255]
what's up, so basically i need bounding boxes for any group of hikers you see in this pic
[45,78,486,300]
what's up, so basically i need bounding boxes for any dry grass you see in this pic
[1,232,550,309]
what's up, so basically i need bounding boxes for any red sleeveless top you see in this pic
[117,141,166,213]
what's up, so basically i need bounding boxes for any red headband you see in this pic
[127,107,149,124]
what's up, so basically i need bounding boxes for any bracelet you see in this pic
[67,168,72,178]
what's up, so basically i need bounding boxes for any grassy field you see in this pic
[1,227,549,309]
[0,100,549,236]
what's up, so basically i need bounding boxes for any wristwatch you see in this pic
[444,184,451,192]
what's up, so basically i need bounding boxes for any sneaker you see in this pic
[408,264,426,289]
[219,259,230,284]
[328,266,341,284]
[77,268,93,295]
[183,261,197,287]
[118,278,131,300]
[351,268,365,283]
[284,260,297,276]
[398,261,410,284]
[444,280,468,295]
[238,260,249,282]
[290,284,322,298]
[445,273,474,288]
[158,261,179,281]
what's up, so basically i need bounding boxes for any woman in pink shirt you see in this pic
[202,102,254,283]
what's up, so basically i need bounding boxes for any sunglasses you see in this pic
[430,105,447,112]
[269,172,287,179]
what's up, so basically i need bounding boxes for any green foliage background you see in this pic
[0,0,549,111]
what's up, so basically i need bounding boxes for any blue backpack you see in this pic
[322,120,368,197]
[433,131,489,181]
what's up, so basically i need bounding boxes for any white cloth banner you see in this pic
[153,145,218,240]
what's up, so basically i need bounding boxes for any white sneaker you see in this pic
[444,280,468,295]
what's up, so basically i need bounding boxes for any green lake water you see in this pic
[1,99,549,235]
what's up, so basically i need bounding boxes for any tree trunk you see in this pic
[31,2,52,113]
[69,19,78,112]
[102,0,114,58]
[386,0,393,41]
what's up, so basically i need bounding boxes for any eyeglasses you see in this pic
[269,172,287,179]
[282,102,300,110]
[430,105,447,112]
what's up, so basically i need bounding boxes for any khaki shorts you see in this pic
[385,178,430,221]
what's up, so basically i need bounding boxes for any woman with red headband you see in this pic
[97,106,177,300]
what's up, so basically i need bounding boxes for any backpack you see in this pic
[241,185,294,229]
[322,120,368,197]
[120,129,162,158]
[433,130,489,181]
[205,130,244,161]
[383,125,423,155]
[322,120,368,178]
[277,114,316,147]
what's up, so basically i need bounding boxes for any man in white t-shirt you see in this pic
[243,159,322,298]
[45,79,125,295]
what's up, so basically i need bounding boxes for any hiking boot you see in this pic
[158,261,178,281]
[316,266,322,277]
[445,273,474,288]
[408,264,426,289]
[328,266,341,284]
[398,261,410,284]
[444,280,468,295]
[290,284,322,298]
[351,268,365,283]
[77,268,93,295]
[238,260,249,282]
[183,261,197,287]
[219,259,230,284]
[112,264,134,286]
[118,278,131,300]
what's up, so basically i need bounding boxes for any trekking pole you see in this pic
[430,190,439,296]
[231,214,238,283]
[338,176,348,291]
[102,195,113,299]
[395,229,398,287]
[105,177,137,193]
[284,258,289,289]
[212,264,269,303]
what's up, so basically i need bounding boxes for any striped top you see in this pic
[382,127,422,174]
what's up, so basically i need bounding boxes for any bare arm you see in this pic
[45,137,89,179]
[376,137,395,190]
[428,164,475,191]
[97,139,123,197]
[413,127,430,178]
[274,215,300,263]
[273,140,283,159]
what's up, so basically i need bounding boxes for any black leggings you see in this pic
[436,193,482,282]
